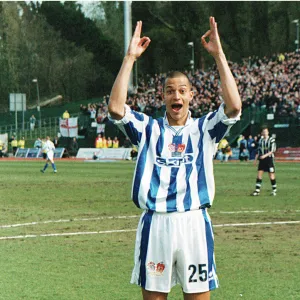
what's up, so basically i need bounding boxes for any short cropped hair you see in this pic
[163,71,192,91]
[261,126,269,132]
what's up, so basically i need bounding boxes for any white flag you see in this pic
[59,117,78,137]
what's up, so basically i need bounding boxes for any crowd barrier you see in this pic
[12,147,300,161]
[12,147,132,160]
[15,148,65,158]
[275,147,300,160]
[76,148,132,160]
[215,148,240,160]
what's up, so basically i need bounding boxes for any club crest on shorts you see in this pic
[168,143,186,157]
[147,261,166,276]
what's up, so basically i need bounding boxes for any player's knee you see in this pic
[142,288,168,300]
[183,290,210,300]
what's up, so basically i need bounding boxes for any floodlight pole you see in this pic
[292,19,299,52]
[32,78,41,127]
[124,0,134,92]
[187,42,195,74]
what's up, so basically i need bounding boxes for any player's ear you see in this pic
[189,90,194,101]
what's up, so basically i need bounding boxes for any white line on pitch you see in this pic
[214,220,300,227]
[212,210,300,214]
[0,215,140,229]
[0,229,137,240]
[1,210,299,229]
[0,221,299,240]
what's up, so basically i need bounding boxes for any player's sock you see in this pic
[43,163,49,171]
[255,178,262,193]
[52,163,57,171]
[270,179,277,194]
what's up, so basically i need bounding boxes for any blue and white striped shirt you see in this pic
[110,103,240,213]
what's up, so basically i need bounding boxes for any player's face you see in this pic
[261,129,269,139]
[163,76,193,126]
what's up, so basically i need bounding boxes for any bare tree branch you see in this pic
[147,7,175,31]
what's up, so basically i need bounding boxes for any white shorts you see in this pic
[130,209,218,294]
[47,151,54,161]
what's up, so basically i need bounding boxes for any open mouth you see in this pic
[171,103,183,112]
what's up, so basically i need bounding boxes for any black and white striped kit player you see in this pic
[251,128,277,196]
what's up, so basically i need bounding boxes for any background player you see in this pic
[251,127,277,196]
[41,136,57,173]
[108,17,241,300]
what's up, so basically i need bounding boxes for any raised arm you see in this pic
[201,17,241,118]
[108,21,151,120]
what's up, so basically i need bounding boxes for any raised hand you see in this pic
[201,17,223,57]
[127,21,151,59]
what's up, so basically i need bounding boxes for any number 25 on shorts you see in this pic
[188,264,208,282]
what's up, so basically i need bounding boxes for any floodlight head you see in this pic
[187,42,194,47]
[292,19,299,24]
[32,78,38,83]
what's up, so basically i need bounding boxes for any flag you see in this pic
[59,117,78,137]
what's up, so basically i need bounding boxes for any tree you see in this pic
[39,1,122,94]
[0,1,98,111]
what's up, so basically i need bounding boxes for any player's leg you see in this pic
[142,289,168,300]
[41,158,49,173]
[176,210,218,297]
[131,211,174,296]
[268,172,276,196]
[183,291,210,300]
[48,153,57,173]
[251,170,263,196]
[51,159,57,173]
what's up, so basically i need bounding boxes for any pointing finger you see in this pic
[133,20,142,37]
[210,16,218,32]
[210,16,214,30]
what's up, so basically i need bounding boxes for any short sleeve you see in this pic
[108,105,149,146]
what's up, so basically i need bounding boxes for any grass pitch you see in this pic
[0,160,299,299]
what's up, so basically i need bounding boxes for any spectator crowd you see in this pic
[5,51,298,158]
[78,51,300,124]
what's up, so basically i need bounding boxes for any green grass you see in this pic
[0,160,299,299]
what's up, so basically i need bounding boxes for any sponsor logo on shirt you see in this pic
[156,154,194,167]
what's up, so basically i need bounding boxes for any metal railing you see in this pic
[0,113,89,141]
[0,116,60,140]
[226,106,268,144]
[2,107,298,147]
